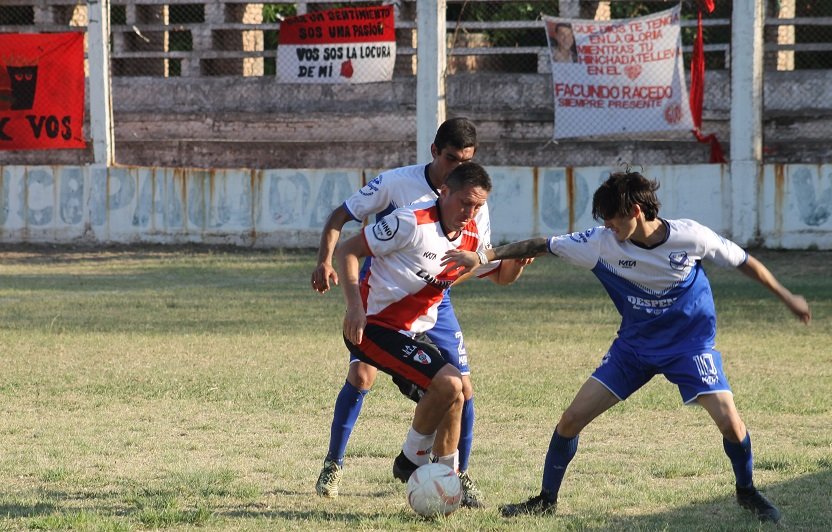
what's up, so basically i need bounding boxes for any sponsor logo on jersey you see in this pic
[669,251,691,271]
[413,350,431,365]
[568,228,596,243]
[694,352,719,386]
[600,350,611,365]
[627,295,677,315]
[402,344,417,356]
[359,174,384,196]
[372,216,399,241]
[423,251,437,260]
[415,268,452,290]
[618,259,637,268]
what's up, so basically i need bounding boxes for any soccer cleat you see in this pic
[736,486,781,523]
[457,470,485,508]
[315,459,342,498]
[393,451,419,482]
[500,493,557,517]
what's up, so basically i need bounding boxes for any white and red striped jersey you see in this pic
[344,163,493,250]
[361,200,498,334]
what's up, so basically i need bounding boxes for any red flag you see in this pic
[689,7,726,163]
[697,0,716,14]
[0,33,86,150]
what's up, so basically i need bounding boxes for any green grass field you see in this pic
[0,245,829,531]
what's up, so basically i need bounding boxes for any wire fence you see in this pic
[1,1,832,167]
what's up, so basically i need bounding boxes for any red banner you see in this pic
[277,6,396,84]
[0,33,86,150]
[279,6,395,45]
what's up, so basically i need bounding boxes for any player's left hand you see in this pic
[441,249,479,276]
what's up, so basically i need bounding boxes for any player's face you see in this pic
[604,213,638,242]
[431,145,476,184]
[440,184,488,234]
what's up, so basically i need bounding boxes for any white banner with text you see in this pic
[544,5,693,139]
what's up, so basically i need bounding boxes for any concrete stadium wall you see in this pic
[0,164,830,249]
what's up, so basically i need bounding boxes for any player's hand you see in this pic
[311,262,338,293]
[343,306,366,345]
[441,249,479,276]
[786,294,811,324]
[516,257,535,267]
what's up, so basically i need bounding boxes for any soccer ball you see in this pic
[406,463,462,517]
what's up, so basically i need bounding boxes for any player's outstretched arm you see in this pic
[335,234,371,344]
[490,258,534,285]
[311,205,354,294]
[737,254,811,324]
[442,237,549,276]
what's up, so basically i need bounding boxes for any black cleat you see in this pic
[500,493,557,517]
[457,470,485,508]
[392,451,419,483]
[737,486,781,523]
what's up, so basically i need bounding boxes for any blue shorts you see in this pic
[350,289,470,375]
[591,340,732,404]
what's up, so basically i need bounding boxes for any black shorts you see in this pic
[344,323,447,390]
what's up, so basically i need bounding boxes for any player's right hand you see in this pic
[311,263,338,293]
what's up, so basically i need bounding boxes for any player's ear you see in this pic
[430,144,438,159]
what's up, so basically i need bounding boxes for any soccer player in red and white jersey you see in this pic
[313,118,494,505]
[336,162,527,481]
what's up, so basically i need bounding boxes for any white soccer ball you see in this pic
[406,463,462,517]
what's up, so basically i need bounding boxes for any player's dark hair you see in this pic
[434,117,478,153]
[445,162,491,193]
[592,171,661,221]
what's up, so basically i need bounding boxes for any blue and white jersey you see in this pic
[547,219,748,355]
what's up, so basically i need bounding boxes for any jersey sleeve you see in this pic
[344,171,393,222]
[472,203,503,277]
[362,208,417,258]
[688,220,748,268]
[475,202,493,249]
[546,227,604,270]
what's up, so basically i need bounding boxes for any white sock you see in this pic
[402,427,435,466]
[434,450,459,473]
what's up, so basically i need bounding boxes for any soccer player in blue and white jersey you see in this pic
[443,170,811,523]
[312,118,493,506]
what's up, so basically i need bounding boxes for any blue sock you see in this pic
[723,432,753,488]
[541,429,579,501]
[458,397,475,472]
[326,380,369,466]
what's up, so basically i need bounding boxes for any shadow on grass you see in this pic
[260,470,832,529]
[2,470,829,528]
[0,500,58,518]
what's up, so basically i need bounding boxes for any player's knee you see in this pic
[347,363,377,390]
[461,376,473,400]
[557,409,585,437]
[429,366,463,400]
[716,417,746,442]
